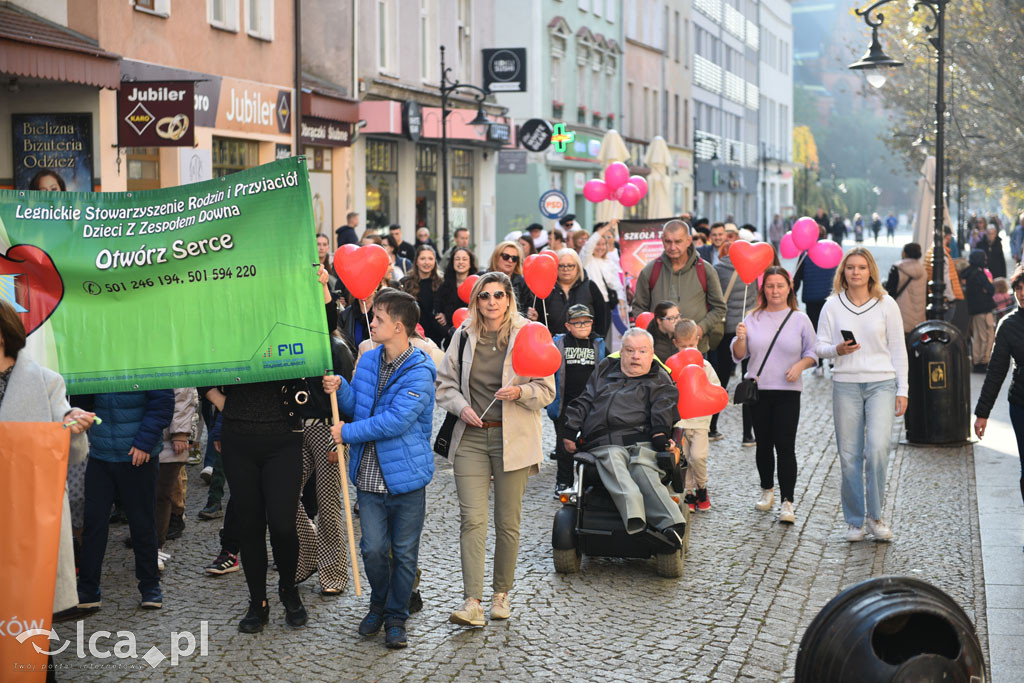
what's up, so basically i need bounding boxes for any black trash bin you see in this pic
[905,319,970,444]
[796,576,985,682]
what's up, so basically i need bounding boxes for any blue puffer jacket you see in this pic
[793,254,836,304]
[336,346,436,494]
[88,390,175,463]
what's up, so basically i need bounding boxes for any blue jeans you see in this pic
[357,486,426,623]
[833,379,897,527]
[201,398,218,469]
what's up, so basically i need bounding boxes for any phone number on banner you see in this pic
[87,265,257,295]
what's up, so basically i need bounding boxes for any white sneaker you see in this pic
[449,598,485,627]
[157,548,170,572]
[846,525,865,542]
[490,592,510,620]
[754,489,775,512]
[200,466,213,484]
[865,518,893,541]
[778,501,795,523]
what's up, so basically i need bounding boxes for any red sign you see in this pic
[117,81,195,147]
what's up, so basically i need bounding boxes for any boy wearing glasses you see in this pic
[670,319,720,512]
[546,304,607,495]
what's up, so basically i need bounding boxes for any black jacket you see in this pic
[335,225,359,246]
[981,236,1008,279]
[963,254,996,315]
[395,240,416,264]
[975,309,1024,417]
[536,276,609,337]
[563,356,679,449]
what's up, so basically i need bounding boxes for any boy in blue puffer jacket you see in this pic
[326,289,436,650]
[78,389,174,611]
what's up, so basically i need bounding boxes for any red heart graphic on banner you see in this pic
[729,240,775,285]
[676,364,728,420]
[511,322,561,378]
[458,274,480,304]
[523,254,557,300]
[0,244,64,337]
[666,348,705,378]
[333,244,389,300]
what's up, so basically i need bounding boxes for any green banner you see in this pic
[0,157,332,394]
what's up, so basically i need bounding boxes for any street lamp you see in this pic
[439,45,492,253]
[849,0,949,320]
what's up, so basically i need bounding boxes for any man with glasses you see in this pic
[631,220,726,354]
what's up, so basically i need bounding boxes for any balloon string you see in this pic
[741,283,748,321]
[361,299,376,349]
[480,380,514,421]
[542,298,548,325]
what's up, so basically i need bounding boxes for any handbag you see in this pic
[433,330,469,456]
[733,309,795,405]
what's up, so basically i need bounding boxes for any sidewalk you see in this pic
[971,368,1024,681]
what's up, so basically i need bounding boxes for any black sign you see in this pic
[120,60,221,127]
[498,151,527,174]
[117,81,195,147]
[275,90,292,134]
[275,143,292,160]
[517,118,552,152]
[300,117,354,147]
[487,123,511,144]
[12,113,93,191]
[483,48,527,93]
[403,101,422,142]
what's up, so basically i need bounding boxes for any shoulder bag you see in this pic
[733,309,795,406]
[433,330,469,456]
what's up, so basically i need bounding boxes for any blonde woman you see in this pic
[527,248,609,335]
[436,272,555,626]
[814,247,908,543]
[486,241,529,315]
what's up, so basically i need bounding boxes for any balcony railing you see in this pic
[694,55,722,93]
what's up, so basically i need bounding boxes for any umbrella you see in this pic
[912,155,952,256]
[595,129,629,224]
[645,136,673,219]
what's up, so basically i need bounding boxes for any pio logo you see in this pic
[262,343,304,358]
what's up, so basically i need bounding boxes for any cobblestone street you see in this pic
[51,244,993,680]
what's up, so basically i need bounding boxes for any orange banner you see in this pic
[0,423,70,681]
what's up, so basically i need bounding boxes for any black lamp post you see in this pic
[439,45,492,254]
[849,0,949,320]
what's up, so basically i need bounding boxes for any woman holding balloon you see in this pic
[436,272,556,626]
[731,266,817,524]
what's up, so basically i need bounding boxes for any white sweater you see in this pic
[814,291,909,396]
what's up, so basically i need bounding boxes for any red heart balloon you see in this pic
[0,244,64,336]
[635,311,655,329]
[523,253,557,299]
[457,274,480,304]
[451,307,469,328]
[729,240,775,285]
[666,348,705,378]
[334,244,390,299]
[539,249,559,266]
[676,364,729,420]
[512,322,561,378]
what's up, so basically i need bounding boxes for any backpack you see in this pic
[884,264,911,299]
[649,257,725,349]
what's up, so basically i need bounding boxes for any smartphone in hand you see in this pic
[840,329,857,345]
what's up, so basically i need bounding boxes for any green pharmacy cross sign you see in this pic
[551,123,575,153]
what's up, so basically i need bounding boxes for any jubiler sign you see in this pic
[118,81,195,147]
[0,157,331,393]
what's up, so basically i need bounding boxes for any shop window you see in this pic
[366,139,399,230]
[212,137,259,177]
[126,147,161,191]
[416,144,438,241]
[450,148,473,232]
[208,0,239,30]
[452,148,473,178]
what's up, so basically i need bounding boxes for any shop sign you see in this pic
[117,81,195,147]
[518,119,552,152]
[300,117,353,147]
[403,101,422,142]
[538,189,568,220]
[487,123,511,145]
[498,151,527,174]
[482,48,527,93]
[11,113,93,191]
[216,77,292,136]
[275,144,292,160]
[563,133,603,163]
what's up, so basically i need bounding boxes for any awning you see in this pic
[0,4,120,89]
[301,74,360,122]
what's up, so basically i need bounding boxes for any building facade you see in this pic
[493,0,624,236]
[758,0,794,234]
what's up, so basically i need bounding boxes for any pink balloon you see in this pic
[628,175,648,198]
[583,179,610,203]
[779,231,800,259]
[604,162,630,191]
[616,183,642,207]
[791,216,820,252]
[808,239,843,269]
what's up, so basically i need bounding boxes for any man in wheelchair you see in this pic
[562,328,688,549]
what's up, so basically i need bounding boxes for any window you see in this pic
[674,94,680,144]
[377,0,395,73]
[126,147,160,191]
[606,0,616,23]
[674,11,680,62]
[420,0,435,82]
[245,0,272,40]
[208,0,238,30]
[683,99,689,145]
[212,138,258,177]
[134,0,170,17]
[451,149,474,231]
[578,0,589,10]
[652,90,658,139]
[416,144,437,239]
[643,87,649,139]
[627,82,634,137]
[457,0,472,81]
[593,0,602,17]
[366,139,398,230]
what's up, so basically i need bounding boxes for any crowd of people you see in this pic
[14,203,1024,657]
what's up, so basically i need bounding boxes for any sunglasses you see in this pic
[500,253,520,263]
[477,290,508,301]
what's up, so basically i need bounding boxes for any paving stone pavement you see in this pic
[50,359,990,682]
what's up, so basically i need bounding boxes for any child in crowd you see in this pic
[670,319,720,512]
[993,277,1014,321]
[548,304,607,494]
[963,250,996,373]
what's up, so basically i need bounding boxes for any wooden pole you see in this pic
[330,391,362,596]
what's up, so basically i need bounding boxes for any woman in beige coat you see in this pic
[436,272,555,626]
